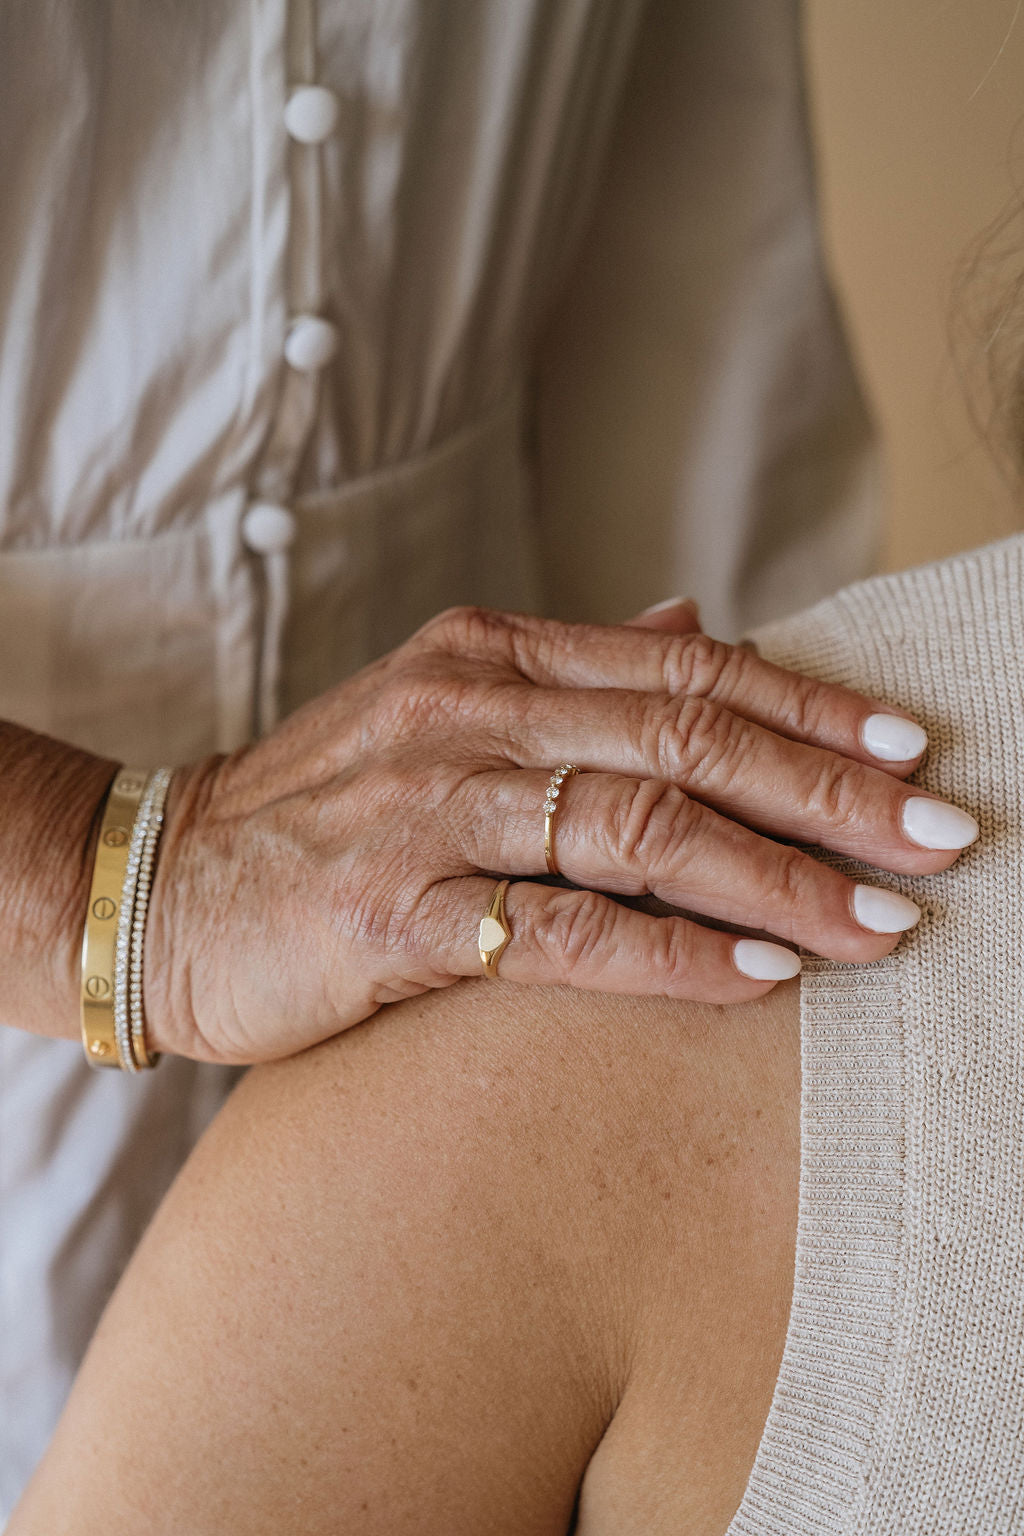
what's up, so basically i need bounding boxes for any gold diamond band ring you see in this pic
[544,763,579,876]
[478,879,512,978]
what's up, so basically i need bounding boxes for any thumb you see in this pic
[625,596,702,635]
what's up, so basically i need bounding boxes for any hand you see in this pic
[146,602,977,1063]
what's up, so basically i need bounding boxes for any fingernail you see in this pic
[862,713,928,762]
[733,939,802,981]
[852,884,922,934]
[638,595,692,616]
[901,796,979,850]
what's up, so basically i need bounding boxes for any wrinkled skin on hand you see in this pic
[144,601,962,1064]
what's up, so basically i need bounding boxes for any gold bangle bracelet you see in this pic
[80,767,151,1069]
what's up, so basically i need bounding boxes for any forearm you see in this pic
[0,721,118,1037]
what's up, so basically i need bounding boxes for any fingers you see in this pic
[459,769,922,965]
[419,608,927,775]
[624,597,702,635]
[509,689,977,877]
[611,633,927,770]
[430,875,800,1004]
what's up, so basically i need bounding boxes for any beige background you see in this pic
[807,0,1024,571]
[536,2,1024,632]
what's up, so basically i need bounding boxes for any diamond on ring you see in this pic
[543,763,579,877]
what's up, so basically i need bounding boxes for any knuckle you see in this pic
[807,753,866,832]
[663,631,735,697]
[407,606,467,652]
[506,616,568,683]
[652,696,740,783]
[413,604,509,656]
[533,888,616,975]
[381,667,455,736]
[345,875,414,956]
[655,920,701,993]
[379,660,498,743]
[777,670,834,741]
[765,844,816,923]
[350,872,459,967]
[403,883,455,964]
[606,779,700,880]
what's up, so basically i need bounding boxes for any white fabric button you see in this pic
[241,501,297,555]
[284,314,339,372]
[284,84,340,144]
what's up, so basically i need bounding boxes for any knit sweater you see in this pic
[727,535,1024,1535]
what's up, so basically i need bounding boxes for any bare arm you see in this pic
[10,974,799,1535]
[0,722,117,1036]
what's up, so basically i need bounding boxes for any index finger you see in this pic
[474,613,928,776]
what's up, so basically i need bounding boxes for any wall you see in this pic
[806,0,1024,571]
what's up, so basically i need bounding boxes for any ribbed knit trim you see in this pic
[728,954,905,1535]
[726,535,1024,1535]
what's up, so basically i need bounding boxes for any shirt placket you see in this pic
[243,0,339,736]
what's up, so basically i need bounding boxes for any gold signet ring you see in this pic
[479,879,512,978]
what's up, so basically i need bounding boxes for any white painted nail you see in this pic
[852,884,922,934]
[638,595,692,617]
[862,713,928,762]
[733,939,802,981]
[901,796,979,850]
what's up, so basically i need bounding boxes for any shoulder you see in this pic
[14,976,799,1535]
[204,975,799,1530]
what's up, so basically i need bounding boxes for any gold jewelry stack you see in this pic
[80,765,173,1072]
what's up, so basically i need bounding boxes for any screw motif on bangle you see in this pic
[80,766,172,1072]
